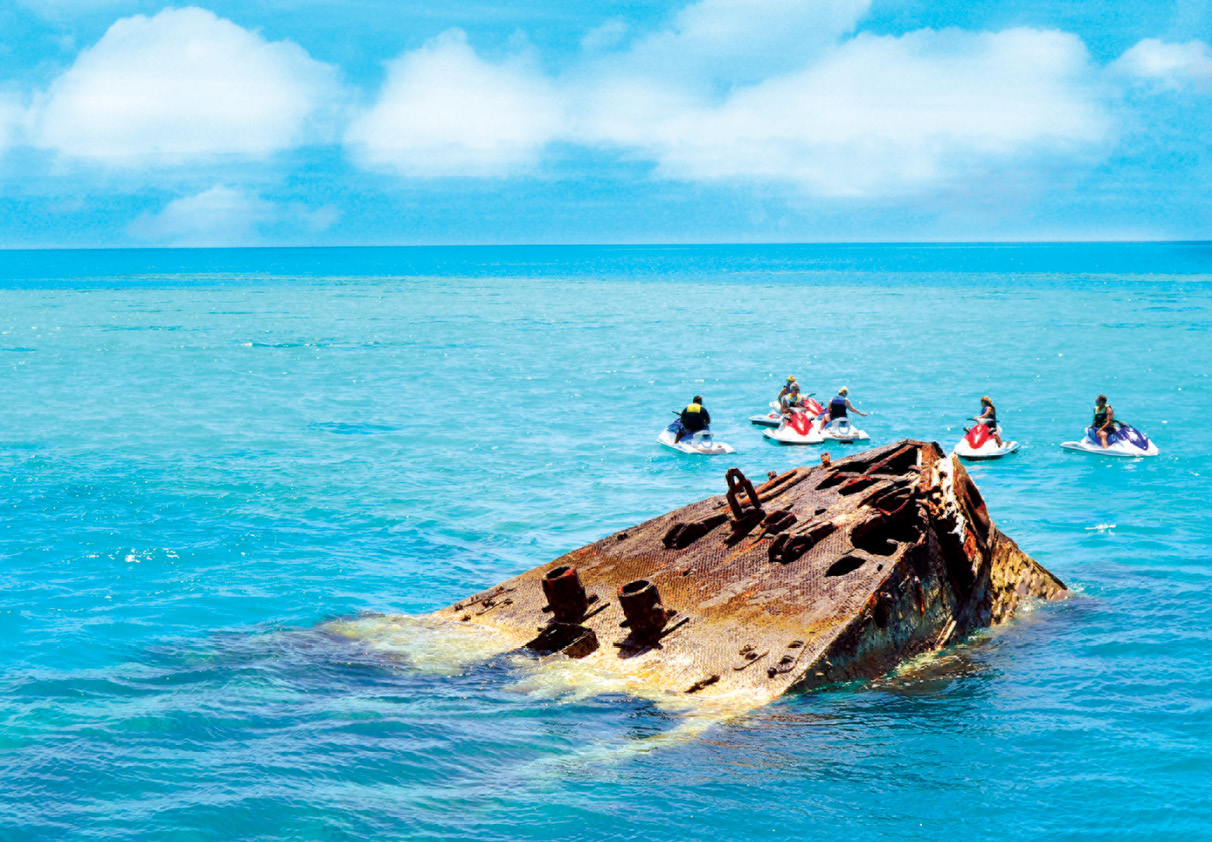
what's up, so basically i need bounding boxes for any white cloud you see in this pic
[604,0,872,88]
[32,7,342,165]
[577,26,1112,197]
[341,2,1110,198]
[580,27,1111,197]
[1113,38,1212,91]
[128,185,338,245]
[345,29,564,177]
[16,0,1121,203]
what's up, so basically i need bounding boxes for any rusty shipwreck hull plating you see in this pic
[432,441,1066,705]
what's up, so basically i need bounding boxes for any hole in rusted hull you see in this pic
[838,476,877,496]
[817,471,855,490]
[868,445,917,476]
[825,555,865,577]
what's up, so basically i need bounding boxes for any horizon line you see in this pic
[2,240,1211,252]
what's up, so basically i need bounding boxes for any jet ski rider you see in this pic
[676,396,711,442]
[823,387,867,424]
[777,376,801,411]
[977,396,1004,446]
[1093,394,1116,449]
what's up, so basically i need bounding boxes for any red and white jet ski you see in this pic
[953,421,1020,460]
[763,408,824,445]
[749,396,823,427]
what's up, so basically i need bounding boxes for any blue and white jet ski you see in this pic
[658,419,736,455]
[1061,423,1158,458]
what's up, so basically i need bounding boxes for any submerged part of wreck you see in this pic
[432,441,1066,706]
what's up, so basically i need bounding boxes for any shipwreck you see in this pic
[432,441,1066,705]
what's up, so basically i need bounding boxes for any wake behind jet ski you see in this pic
[659,396,736,455]
[1061,394,1158,458]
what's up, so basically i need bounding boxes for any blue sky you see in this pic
[0,0,1209,246]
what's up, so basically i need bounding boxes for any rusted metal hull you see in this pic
[431,441,1066,706]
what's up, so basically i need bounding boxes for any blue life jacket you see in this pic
[830,395,847,418]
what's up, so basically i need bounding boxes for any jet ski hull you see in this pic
[763,411,824,445]
[763,427,824,445]
[749,413,782,428]
[953,425,1020,460]
[819,419,869,442]
[956,442,1020,460]
[658,426,736,456]
[1061,424,1158,458]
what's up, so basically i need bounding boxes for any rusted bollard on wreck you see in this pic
[618,579,670,641]
[541,565,589,623]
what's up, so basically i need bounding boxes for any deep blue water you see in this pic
[1,244,1210,840]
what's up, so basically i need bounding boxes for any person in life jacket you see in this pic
[1092,394,1116,449]
[677,396,711,442]
[977,396,1004,446]
[777,376,801,411]
[823,387,867,424]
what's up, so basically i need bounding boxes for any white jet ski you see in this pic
[749,402,785,428]
[1061,423,1158,458]
[953,421,1020,460]
[819,417,869,443]
[763,410,824,445]
[658,419,736,455]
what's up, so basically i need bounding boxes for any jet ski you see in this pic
[749,396,824,427]
[749,402,784,427]
[953,421,1020,460]
[818,417,869,443]
[658,419,736,455]
[763,409,824,445]
[1061,423,1158,458]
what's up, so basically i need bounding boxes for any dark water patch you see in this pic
[310,422,400,435]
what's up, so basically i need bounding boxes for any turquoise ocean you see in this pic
[1,244,1210,840]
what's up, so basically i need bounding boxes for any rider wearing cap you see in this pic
[823,387,867,424]
[777,376,801,411]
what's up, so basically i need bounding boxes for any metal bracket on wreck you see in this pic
[431,440,1067,705]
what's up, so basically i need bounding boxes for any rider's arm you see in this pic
[1103,407,1114,429]
[847,399,867,417]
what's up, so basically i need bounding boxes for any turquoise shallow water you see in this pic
[1,244,1210,840]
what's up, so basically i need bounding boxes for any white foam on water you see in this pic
[322,613,516,675]
[326,612,772,721]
